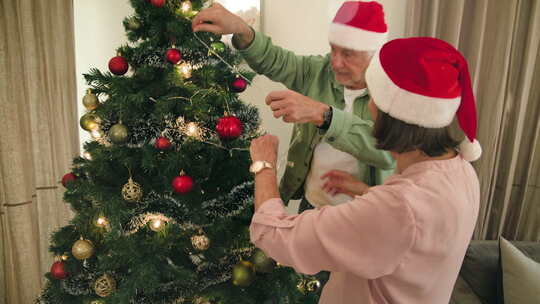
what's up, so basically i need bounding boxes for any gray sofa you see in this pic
[449,240,540,304]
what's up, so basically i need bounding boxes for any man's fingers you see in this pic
[321,171,335,180]
[322,170,341,180]
[193,23,222,34]
[269,100,289,111]
[273,108,289,119]
[283,115,295,123]
[192,9,220,30]
[266,90,291,104]
[192,9,213,27]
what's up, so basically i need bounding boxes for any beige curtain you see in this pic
[405,0,540,241]
[0,0,79,303]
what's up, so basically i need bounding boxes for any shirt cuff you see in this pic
[237,30,267,59]
[324,107,349,145]
[250,198,295,243]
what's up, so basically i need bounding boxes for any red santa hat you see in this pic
[329,1,388,51]
[365,37,482,162]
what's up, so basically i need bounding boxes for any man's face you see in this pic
[330,44,372,89]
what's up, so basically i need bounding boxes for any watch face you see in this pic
[250,161,264,173]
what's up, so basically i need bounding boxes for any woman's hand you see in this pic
[251,135,280,210]
[322,170,370,197]
[250,134,279,166]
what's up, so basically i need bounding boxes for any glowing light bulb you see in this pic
[176,62,192,78]
[150,219,165,232]
[181,1,192,13]
[91,129,104,139]
[95,216,108,228]
[83,151,92,160]
[186,122,199,137]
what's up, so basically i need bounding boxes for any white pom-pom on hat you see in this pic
[459,139,482,162]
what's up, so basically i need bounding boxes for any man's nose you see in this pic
[331,53,344,69]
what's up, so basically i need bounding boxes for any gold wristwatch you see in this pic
[249,161,274,174]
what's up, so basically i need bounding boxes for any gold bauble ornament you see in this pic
[80,113,100,131]
[94,273,116,298]
[251,249,276,273]
[109,123,128,144]
[87,300,105,304]
[83,89,100,110]
[232,260,255,287]
[191,233,210,251]
[72,238,95,260]
[122,177,142,202]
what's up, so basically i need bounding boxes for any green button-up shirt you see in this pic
[239,32,395,204]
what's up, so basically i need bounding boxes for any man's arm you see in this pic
[192,3,325,93]
[324,107,395,170]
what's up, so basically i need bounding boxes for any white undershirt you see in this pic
[304,88,368,208]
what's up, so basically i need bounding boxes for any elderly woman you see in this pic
[248,37,481,304]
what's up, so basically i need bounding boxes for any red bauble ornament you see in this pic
[50,261,68,280]
[230,77,248,93]
[155,137,172,150]
[150,0,165,7]
[166,48,182,64]
[108,56,129,75]
[61,173,77,187]
[216,115,243,140]
[172,175,194,194]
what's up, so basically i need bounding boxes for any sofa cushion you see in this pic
[449,276,483,304]
[500,237,540,304]
[460,241,501,303]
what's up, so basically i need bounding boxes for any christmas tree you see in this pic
[36,1,320,303]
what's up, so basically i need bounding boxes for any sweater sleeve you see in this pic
[238,31,327,94]
[249,186,416,279]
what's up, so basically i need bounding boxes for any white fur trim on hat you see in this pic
[365,51,461,128]
[329,23,388,51]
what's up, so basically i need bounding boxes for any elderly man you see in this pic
[193,1,394,212]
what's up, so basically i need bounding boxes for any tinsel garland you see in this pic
[136,246,255,302]
[131,46,170,69]
[234,104,261,137]
[99,116,162,146]
[60,271,100,296]
[124,181,253,234]
[95,103,259,149]
[124,212,177,235]
[201,181,254,221]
